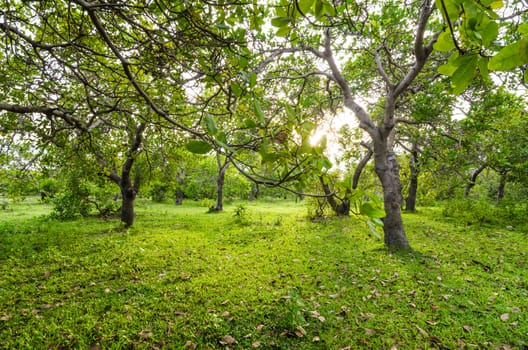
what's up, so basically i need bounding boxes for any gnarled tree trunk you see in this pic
[319,176,350,216]
[464,164,487,198]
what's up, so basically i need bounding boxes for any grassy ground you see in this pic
[0,198,527,349]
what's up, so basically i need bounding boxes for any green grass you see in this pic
[0,199,527,349]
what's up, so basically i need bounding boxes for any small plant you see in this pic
[232,204,249,224]
[278,289,307,335]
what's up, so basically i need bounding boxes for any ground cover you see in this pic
[0,199,526,349]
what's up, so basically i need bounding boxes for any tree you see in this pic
[265,0,525,249]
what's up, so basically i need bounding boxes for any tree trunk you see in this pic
[497,171,507,203]
[175,189,184,205]
[405,143,419,212]
[464,164,487,198]
[319,176,350,216]
[213,153,229,212]
[352,148,373,190]
[248,182,259,201]
[120,184,136,227]
[373,142,410,250]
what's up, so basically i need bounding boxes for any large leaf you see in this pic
[253,99,266,124]
[451,54,478,95]
[488,38,528,71]
[204,114,218,135]
[271,16,292,28]
[434,31,455,52]
[360,202,386,219]
[185,141,212,154]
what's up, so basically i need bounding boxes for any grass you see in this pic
[0,198,527,349]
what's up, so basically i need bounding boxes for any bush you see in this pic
[149,182,169,202]
[50,189,92,220]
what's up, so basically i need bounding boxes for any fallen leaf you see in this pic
[222,311,230,317]
[509,322,518,327]
[0,315,10,321]
[294,326,306,337]
[43,270,51,278]
[252,341,261,348]
[431,305,440,311]
[500,313,510,322]
[184,340,197,350]
[415,325,428,336]
[243,333,252,339]
[138,330,151,339]
[220,335,237,345]
[390,346,398,350]
[255,324,264,332]
[462,325,472,332]
[310,310,325,322]
[511,307,520,313]
[364,328,376,335]
[329,293,340,299]
[426,320,438,326]
[430,336,442,345]
[313,336,321,342]
[221,300,229,306]
[41,304,54,309]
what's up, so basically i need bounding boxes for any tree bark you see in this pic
[464,164,487,198]
[497,171,507,203]
[373,138,410,250]
[352,147,373,190]
[213,153,230,212]
[248,182,259,201]
[120,182,137,227]
[405,142,419,212]
[319,176,350,216]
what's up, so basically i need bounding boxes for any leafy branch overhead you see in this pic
[434,0,528,93]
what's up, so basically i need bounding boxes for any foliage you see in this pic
[148,182,169,203]
[50,182,92,221]
[0,200,527,348]
[436,0,528,92]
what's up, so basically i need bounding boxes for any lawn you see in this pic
[0,199,527,349]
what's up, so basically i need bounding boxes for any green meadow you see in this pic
[0,199,527,349]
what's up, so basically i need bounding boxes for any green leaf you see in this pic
[438,52,460,76]
[249,73,257,88]
[451,54,478,95]
[230,82,243,97]
[367,220,382,240]
[488,38,528,71]
[477,56,490,82]
[480,19,499,47]
[360,202,386,219]
[253,99,266,124]
[204,114,218,135]
[434,31,455,52]
[244,118,257,129]
[271,16,292,28]
[185,141,212,154]
[298,0,315,14]
[276,26,292,37]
